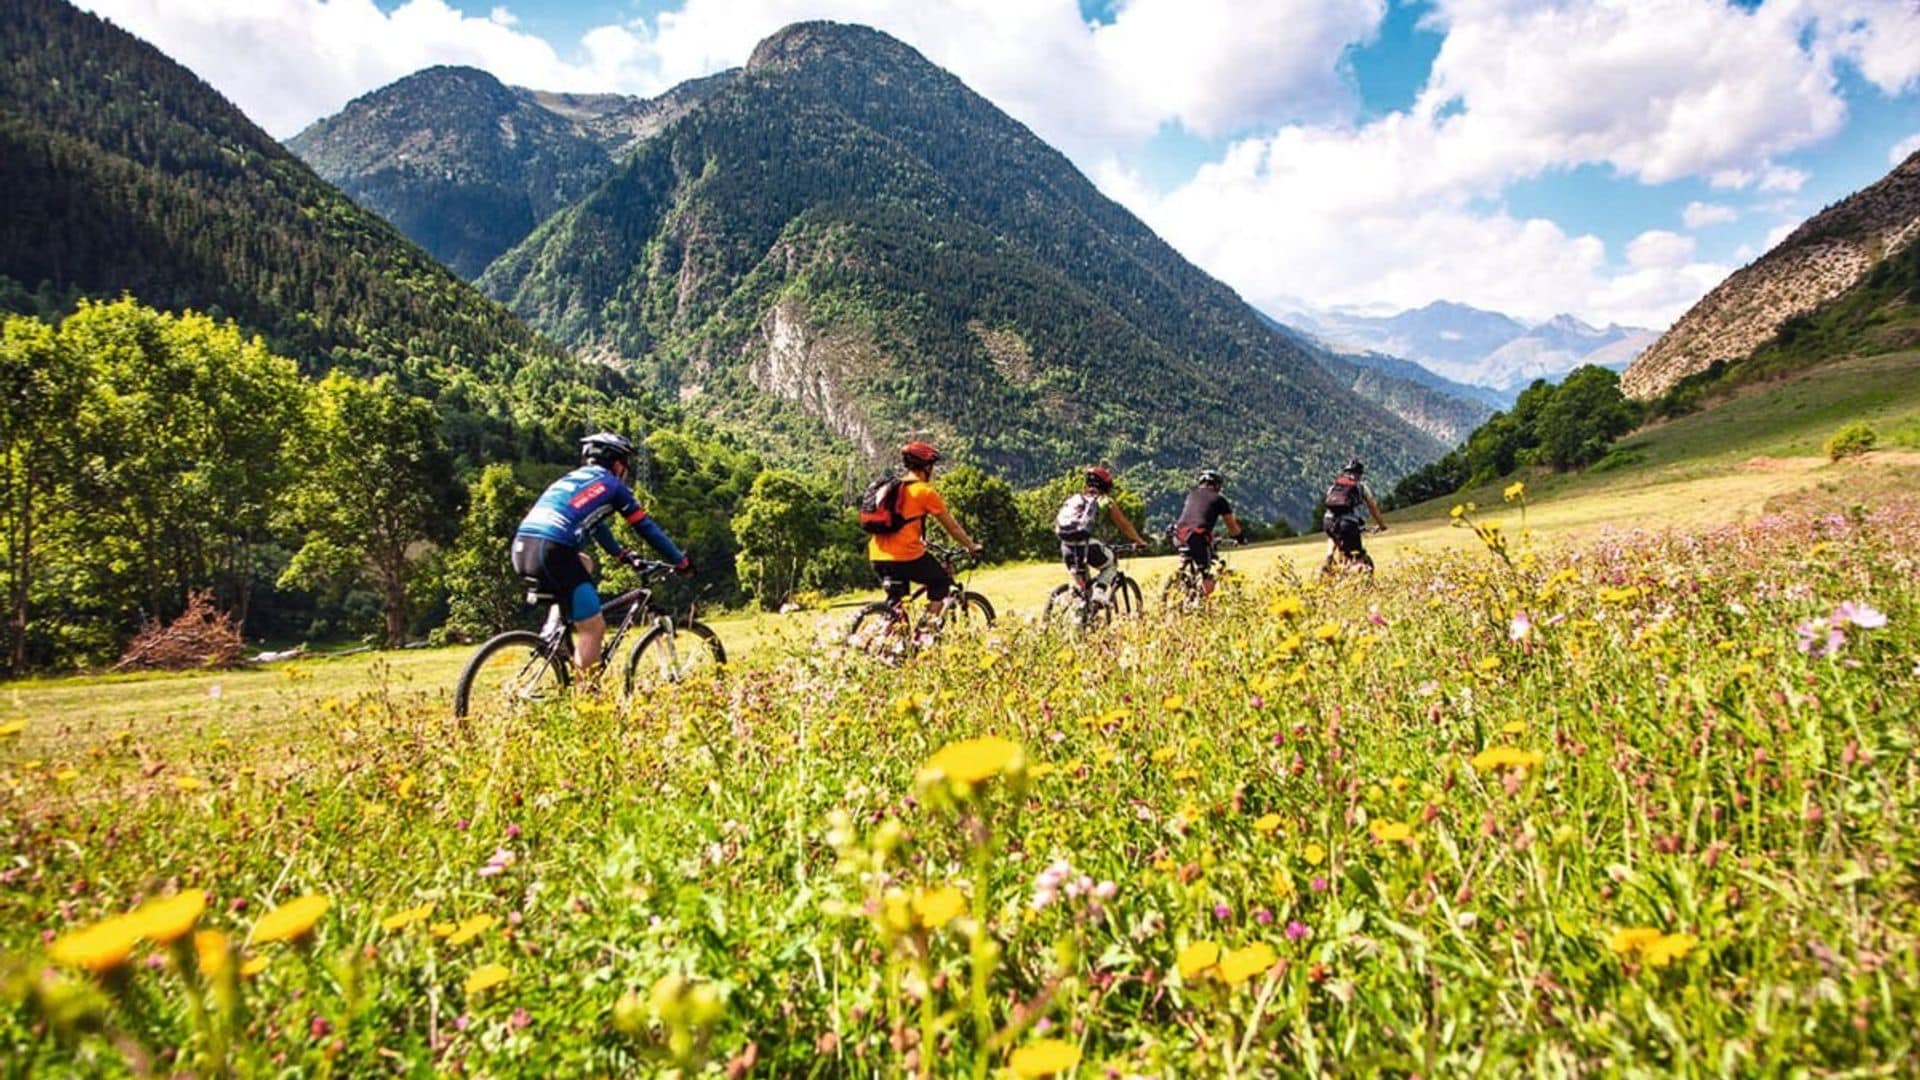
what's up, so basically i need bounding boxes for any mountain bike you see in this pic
[454,558,725,721]
[1165,530,1240,609]
[1043,541,1147,631]
[1320,521,1384,580]
[845,544,995,659]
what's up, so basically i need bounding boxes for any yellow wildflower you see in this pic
[0,720,23,737]
[1302,842,1326,866]
[1219,942,1277,986]
[1027,762,1057,781]
[1449,504,1467,520]
[48,914,144,974]
[920,736,1022,785]
[1312,621,1341,642]
[1503,481,1526,502]
[239,955,269,978]
[1177,940,1221,980]
[1370,820,1414,844]
[1607,927,1663,956]
[380,902,436,932]
[1267,594,1304,619]
[1500,720,1527,735]
[1150,746,1178,764]
[251,894,329,944]
[1252,813,1283,835]
[173,776,208,792]
[911,886,967,930]
[1009,1039,1081,1078]
[1470,746,1543,772]
[446,913,498,947]
[1643,933,1698,967]
[55,768,79,783]
[193,930,230,977]
[132,888,206,944]
[464,963,511,995]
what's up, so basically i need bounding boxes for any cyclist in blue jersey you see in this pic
[512,432,694,670]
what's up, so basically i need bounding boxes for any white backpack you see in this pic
[1054,492,1100,540]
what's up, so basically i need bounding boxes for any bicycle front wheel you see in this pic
[454,630,569,720]
[1112,575,1144,617]
[945,590,996,629]
[623,621,726,696]
[1042,584,1078,626]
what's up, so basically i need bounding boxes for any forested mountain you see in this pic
[288,66,731,277]
[1624,151,1920,399]
[458,22,1442,518]
[0,0,675,469]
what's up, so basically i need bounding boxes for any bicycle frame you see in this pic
[530,563,690,671]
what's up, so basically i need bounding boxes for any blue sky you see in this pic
[81,0,1920,330]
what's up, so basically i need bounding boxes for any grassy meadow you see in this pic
[4,354,1920,1076]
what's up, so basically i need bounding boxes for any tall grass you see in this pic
[4,501,1917,1075]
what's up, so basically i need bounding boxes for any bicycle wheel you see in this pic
[1043,584,1079,626]
[454,630,569,720]
[623,621,727,696]
[846,602,908,656]
[945,590,996,629]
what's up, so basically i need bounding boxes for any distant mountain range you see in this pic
[1276,300,1658,401]
[1623,150,1920,399]
[290,24,1448,517]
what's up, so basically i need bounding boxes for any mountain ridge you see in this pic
[1622,151,1920,399]
[458,20,1446,517]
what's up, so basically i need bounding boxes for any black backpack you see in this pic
[1324,474,1361,512]
[858,473,910,534]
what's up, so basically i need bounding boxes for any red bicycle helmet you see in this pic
[1086,466,1115,493]
[902,441,942,469]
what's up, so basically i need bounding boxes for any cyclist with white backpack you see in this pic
[1054,466,1150,596]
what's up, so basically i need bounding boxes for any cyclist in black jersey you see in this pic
[1171,468,1244,597]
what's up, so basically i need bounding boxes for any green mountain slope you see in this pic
[477,22,1443,518]
[288,66,731,278]
[0,0,561,397]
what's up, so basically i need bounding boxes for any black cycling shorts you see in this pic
[512,536,600,621]
[1324,513,1366,556]
[1174,528,1216,572]
[872,554,952,602]
[1060,540,1112,573]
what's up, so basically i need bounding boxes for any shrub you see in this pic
[1825,421,1878,460]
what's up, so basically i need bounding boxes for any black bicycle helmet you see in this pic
[581,431,638,470]
[1344,458,1365,477]
[1197,468,1224,488]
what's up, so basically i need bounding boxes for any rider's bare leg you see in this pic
[574,613,608,670]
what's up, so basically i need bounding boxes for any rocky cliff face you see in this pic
[1623,152,1920,399]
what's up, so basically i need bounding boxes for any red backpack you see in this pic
[1324,474,1361,512]
[858,473,911,534]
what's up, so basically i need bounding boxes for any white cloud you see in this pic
[1894,133,1920,166]
[1804,0,1920,95]
[1683,201,1738,229]
[1626,230,1695,270]
[76,0,1385,153]
[1758,165,1808,192]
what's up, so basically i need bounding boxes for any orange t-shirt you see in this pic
[868,479,947,562]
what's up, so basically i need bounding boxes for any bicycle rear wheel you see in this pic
[846,602,908,657]
[623,621,727,696]
[454,630,569,720]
